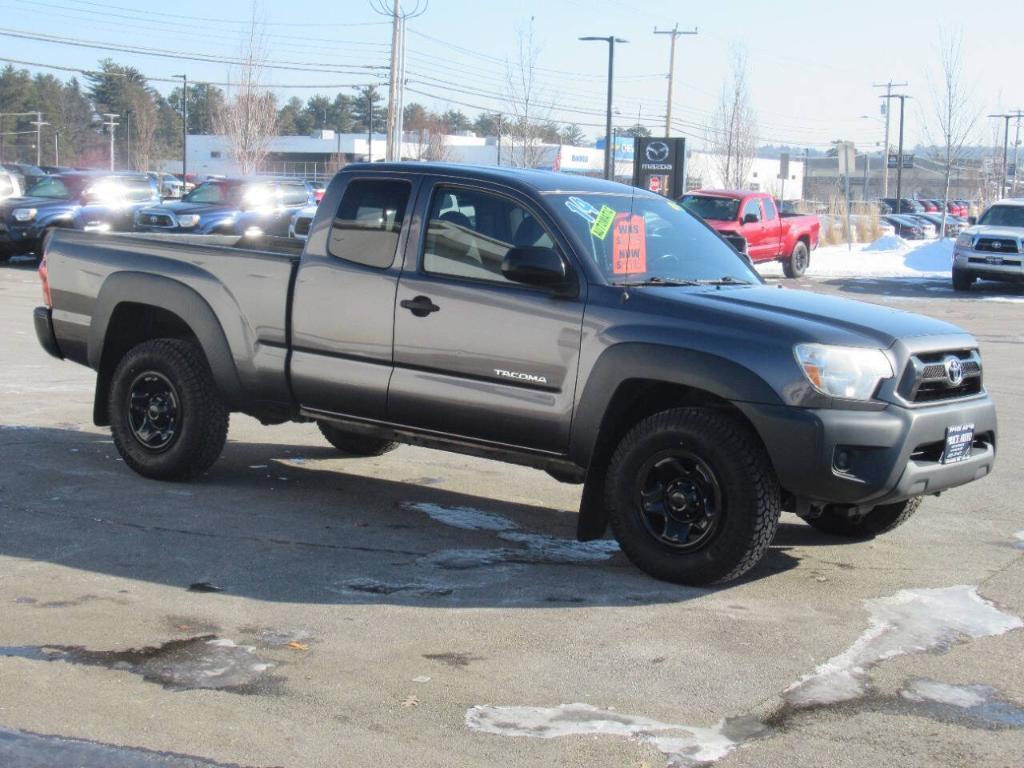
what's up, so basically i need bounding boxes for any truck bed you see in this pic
[44,229,300,415]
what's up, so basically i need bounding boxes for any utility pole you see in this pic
[30,112,49,166]
[580,35,629,180]
[654,24,697,137]
[175,74,188,182]
[125,110,132,170]
[893,95,908,208]
[1014,113,1022,195]
[385,0,401,161]
[102,113,119,171]
[53,130,59,166]
[495,112,503,166]
[873,80,907,199]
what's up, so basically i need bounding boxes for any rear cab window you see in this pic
[328,179,411,269]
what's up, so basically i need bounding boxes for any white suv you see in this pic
[952,198,1024,291]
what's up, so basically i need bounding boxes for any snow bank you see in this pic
[757,238,953,279]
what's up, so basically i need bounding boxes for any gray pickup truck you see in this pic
[34,163,997,585]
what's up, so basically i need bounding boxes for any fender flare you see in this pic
[568,342,782,468]
[88,272,244,406]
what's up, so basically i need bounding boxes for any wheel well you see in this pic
[93,303,200,426]
[589,379,769,470]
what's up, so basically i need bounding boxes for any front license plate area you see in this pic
[942,423,975,464]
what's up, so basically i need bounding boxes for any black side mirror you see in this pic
[501,246,569,289]
[743,213,759,224]
[968,216,977,225]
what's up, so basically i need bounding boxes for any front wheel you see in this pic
[952,269,974,292]
[109,338,229,480]
[605,407,780,585]
[804,498,921,539]
[783,241,809,278]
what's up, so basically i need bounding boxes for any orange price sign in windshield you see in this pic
[611,212,647,275]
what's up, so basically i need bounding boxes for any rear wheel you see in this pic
[804,497,922,539]
[605,407,780,585]
[109,338,229,480]
[952,268,974,292]
[783,241,809,278]
[318,422,398,457]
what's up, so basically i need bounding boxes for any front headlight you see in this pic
[955,232,972,248]
[794,344,894,401]
[13,208,37,222]
[176,214,200,228]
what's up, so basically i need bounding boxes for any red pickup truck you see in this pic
[680,190,820,278]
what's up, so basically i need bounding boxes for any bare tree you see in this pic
[706,48,758,188]
[215,5,278,175]
[129,90,157,171]
[925,28,979,237]
[505,18,553,168]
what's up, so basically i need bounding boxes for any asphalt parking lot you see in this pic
[1,258,1022,768]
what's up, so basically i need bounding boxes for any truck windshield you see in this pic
[547,191,759,286]
[679,194,741,221]
[26,176,83,200]
[183,181,243,205]
[978,205,1024,228]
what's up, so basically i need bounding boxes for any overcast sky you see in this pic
[3,0,1020,150]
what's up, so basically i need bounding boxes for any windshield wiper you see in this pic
[694,276,752,286]
[612,276,701,287]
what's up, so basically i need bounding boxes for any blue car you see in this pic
[134,177,315,237]
[0,171,160,261]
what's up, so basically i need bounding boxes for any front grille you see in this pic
[969,256,1022,266]
[899,349,983,404]
[974,237,1020,254]
[294,217,312,237]
[138,213,174,228]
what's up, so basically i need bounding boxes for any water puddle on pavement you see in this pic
[0,725,265,767]
[0,636,276,693]
[467,585,1024,766]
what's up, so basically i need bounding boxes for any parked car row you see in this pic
[0,170,319,261]
[878,197,971,217]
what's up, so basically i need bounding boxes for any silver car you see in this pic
[952,198,1024,291]
[0,170,22,202]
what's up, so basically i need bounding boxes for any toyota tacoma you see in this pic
[33,163,996,585]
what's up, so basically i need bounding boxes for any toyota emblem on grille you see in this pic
[992,241,1002,250]
[944,356,964,386]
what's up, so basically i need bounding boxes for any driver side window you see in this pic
[423,186,553,284]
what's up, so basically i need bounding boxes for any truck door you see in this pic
[739,197,768,260]
[388,181,585,454]
[289,175,418,421]
[760,197,784,257]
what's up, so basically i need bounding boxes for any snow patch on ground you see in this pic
[783,585,1022,707]
[404,502,519,532]
[901,679,987,708]
[465,703,756,768]
[757,238,953,279]
[864,235,907,252]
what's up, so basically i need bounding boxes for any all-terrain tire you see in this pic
[782,240,809,278]
[318,422,398,457]
[952,269,974,292]
[109,338,229,480]
[804,497,922,540]
[605,407,781,585]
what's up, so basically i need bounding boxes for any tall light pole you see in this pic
[988,111,1024,199]
[102,113,119,171]
[30,112,49,166]
[873,81,907,199]
[653,24,697,137]
[52,129,59,166]
[125,109,132,170]
[175,74,188,182]
[580,35,628,180]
